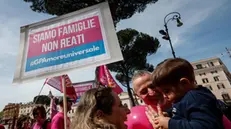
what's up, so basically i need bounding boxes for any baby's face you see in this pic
[156,83,187,104]
[156,85,177,104]
[156,77,194,104]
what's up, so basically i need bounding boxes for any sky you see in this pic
[0,0,231,110]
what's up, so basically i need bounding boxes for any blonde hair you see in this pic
[71,87,116,129]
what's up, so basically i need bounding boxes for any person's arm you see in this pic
[169,98,223,129]
[50,97,58,119]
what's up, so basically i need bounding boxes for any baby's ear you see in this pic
[179,78,190,85]
[96,110,104,118]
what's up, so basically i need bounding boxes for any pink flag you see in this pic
[45,74,77,101]
[96,65,123,94]
[45,76,62,91]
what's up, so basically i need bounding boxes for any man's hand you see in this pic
[145,105,170,129]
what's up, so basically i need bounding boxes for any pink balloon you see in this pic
[223,115,231,129]
[125,105,154,129]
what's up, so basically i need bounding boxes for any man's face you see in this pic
[133,74,164,106]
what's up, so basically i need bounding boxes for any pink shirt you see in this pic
[51,112,70,129]
[32,121,51,129]
[0,125,4,129]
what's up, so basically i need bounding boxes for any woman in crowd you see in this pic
[71,87,130,129]
[32,105,51,129]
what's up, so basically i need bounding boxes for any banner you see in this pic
[96,65,123,94]
[26,16,105,72]
[72,81,95,98]
[13,2,123,83]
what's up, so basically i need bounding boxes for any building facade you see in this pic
[18,103,35,118]
[118,92,145,109]
[191,57,231,104]
[2,103,20,129]
[18,102,51,119]
[67,105,77,121]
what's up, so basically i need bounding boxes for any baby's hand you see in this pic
[145,105,170,129]
[155,115,170,129]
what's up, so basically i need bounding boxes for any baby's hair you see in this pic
[152,58,195,87]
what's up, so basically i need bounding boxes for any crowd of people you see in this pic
[15,58,231,129]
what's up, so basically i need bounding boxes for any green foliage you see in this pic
[23,0,158,25]
[33,95,50,105]
[107,28,160,86]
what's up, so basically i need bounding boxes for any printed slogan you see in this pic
[26,16,106,72]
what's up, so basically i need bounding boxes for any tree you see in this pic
[107,28,160,106]
[33,95,50,105]
[23,0,158,25]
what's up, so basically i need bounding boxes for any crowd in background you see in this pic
[14,58,231,129]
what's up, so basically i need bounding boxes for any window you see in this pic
[206,85,213,90]
[211,70,218,74]
[214,76,219,81]
[202,78,209,83]
[222,93,230,100]
[219,61,223,65]
[196,64,203,69]
[217,83,225,89]
[208,62,214,67]
[199,73,206,76]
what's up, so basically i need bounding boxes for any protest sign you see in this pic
[72,80,95,98]
[13,2,123,83]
